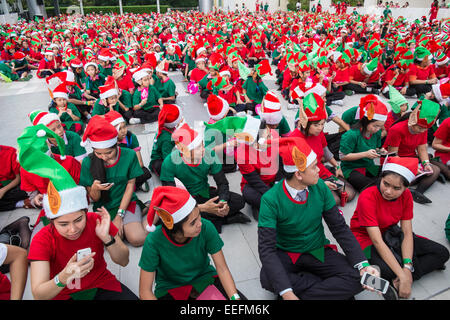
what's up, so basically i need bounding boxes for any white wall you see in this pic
[342,6,450,22]
[220,0,288,12]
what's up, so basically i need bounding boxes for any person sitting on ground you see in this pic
[432,117,450,181]
[258,137,380,300]
[350,156,450,299]
[131,67,163,124]
[0,243,28,300]
[139,186,246,300]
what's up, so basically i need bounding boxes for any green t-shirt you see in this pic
[149,129,174,167]
[341,106,359,127]
[132,86,161,110]
[79,147,143,219]
[339,128,382,178]
[258,179,336,262]
[139,218,223,298]
[198,74,211,91]
[82,74,105,94]
[160,148,222,198]
[154,78,176,98]
[49,103,83,131]
[184,53,196,73]
[68,85,83,101]
[92,99,120,116]
[254,115,291,136]
[98,64,112,77]
[243,78,268,104]
[50,131,87,160]
[118,132,140,150]
[119,89,133,110]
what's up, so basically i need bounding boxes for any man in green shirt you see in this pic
[258,137,379,300]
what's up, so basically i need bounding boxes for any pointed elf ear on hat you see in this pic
[292,146,307,172]
[154,206,174,230]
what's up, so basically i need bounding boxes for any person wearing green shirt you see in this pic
[139,186,245,300]
[339,101,389,192]
[131,71,163,124]
[258,136,380,300]
[48,95,84,135]
[149,104,183,176]
[82,62,105,99]
[160,123,248,233]
[242,70,268,114]
[79,116,147,247]
[154,65,177,104]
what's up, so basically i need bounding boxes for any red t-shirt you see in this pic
[408,64,436,82]
[383,68,409,88]
[435,65,449,79]
[332,65,350,83]
[434,117,450,164]
[384,111,400,133]
[383,120,427,157]
[28,212,121,300]
[350,185,413,250]
[218,85,238,105]
[0,145,20,186]
[1,49,14,61]
[349,63,366,82]
[235,139,278,191]
[289,129,332,179]
[37,58,58,78]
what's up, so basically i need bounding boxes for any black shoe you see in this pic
[372,88,380,95]
[225,212,251,224]
[383,285,399,300]
[410,189,432,204]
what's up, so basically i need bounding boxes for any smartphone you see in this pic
[77,248,92,262]
[334,181,344,189]
[100,182,114,187]
[360,272,389,294]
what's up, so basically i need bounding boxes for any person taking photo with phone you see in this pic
[350,156,449,299]
[18,125,137,300]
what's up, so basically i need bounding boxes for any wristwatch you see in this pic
[104,235,116,248]
[404,263,414,273]
[117,209,126,218]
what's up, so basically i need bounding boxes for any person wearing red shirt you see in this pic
[382,63,416,98]
[408,48,438,97]
[0,244,28,300]
[188,57,208,83]
[0,145,29,212]
[346,59,381,95]
[331,54,351,93]
[383,100,441,204]
[431,117,450,180]
[37,50,60,79]
[350,157,449,299]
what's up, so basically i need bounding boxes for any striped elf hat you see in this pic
[17,125,87,219]
[363,57,378,75]
[204,114,261,145]
[435,52,449,66]
[272,137,317,173]
[206,76,229,92]
[145,186,197,232]
[260,91,282,125]
[28,109,60,127]
[388,86,408,114]
[255,59,273,77]
[431,83,450,104]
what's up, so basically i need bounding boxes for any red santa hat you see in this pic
[104,110,125,131]
[132,66,151,82]
[382,156,418,183]
[70,58,83,68]
[84,58,98,72]
[207,94,230,121]
[99,76,118,100]
[45,72,68,100]
[157,104,183,138]
[98,48,112,62]
[81,115,118,148]
[145,186,197,232]
[260,91,282,125]
[172,122,204,151]
[432,83,450,104]
[272,137,317,173]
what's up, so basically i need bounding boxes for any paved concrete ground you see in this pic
[1,62,449,300]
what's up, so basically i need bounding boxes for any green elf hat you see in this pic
[238,60,252,81]
[410,99,440,129]
[206,76,229,92]
[388,85,408,114]
[17,125,88,220]
[414,46,432,62]
[204,115,261,145]
[363,57,378,75]
[208,53,223,71]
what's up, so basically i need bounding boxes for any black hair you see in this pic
[90,144,118,202]
[302,120,321,137]
[160,208,194,243]
[351,117,379,137]
[381,170,410,187]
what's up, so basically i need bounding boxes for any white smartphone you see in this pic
[100,182,114,187]
[77,248,92,262]
[360,272,390,294]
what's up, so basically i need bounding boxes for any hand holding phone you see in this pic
[360,272,389,294]
[77,248,92,263]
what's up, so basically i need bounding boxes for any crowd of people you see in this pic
[0,4,449,301]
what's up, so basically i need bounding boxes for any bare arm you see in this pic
[139,269,157,300]
[211,250,239,299]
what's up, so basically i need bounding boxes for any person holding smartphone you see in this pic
[350,156,449,299]
[258,137,380,300]
[79,116,148,247]
[383,99,442,204]
[139,186,245,300]
[290,93,356,205]
[17,125,137,300]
